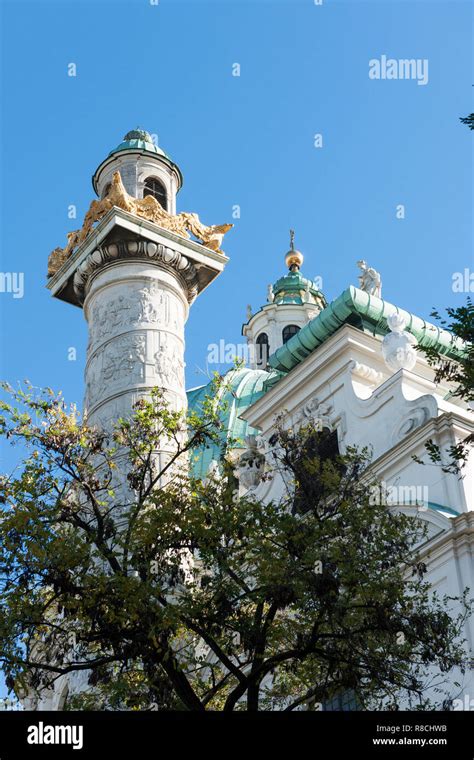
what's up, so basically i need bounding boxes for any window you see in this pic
[143,177,167,209]
[101,182,111,199]
[292,428,341,515]
[255,332,270,368]
[282,324,300,343]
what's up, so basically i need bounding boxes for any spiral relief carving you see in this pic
[87,283,181,351]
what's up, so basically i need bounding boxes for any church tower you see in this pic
[47,129,231,468]
[242,231,326,369]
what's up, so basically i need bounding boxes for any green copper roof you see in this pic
[92,128,183,196]
[268,285,465,374]
[109,128,169,159]
[426,502,459,517]
[187,367,270,479]
[271,269,326,306]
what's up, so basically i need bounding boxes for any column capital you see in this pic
[47,207,229,308]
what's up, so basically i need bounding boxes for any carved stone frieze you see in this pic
[85,332,147,409]
[153,332,185,389]
[87,282,181,350]
[293,396,333,431]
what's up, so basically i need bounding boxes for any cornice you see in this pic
[47,207,228,308]
[417,512,474,564]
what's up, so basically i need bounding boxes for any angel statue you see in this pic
[357,260,382,298]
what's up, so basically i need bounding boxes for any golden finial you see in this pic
[285,229,304,271]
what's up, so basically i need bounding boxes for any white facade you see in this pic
[239,323,474,707]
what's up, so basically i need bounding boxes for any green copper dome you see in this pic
[266,231,326,308]
[271,269,326,306]
[187,367,270,479]
[92,128,183,196]
[109,128,169,158]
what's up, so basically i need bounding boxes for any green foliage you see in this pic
[460,113,474,130]
[0,380,470,711]
[415,299,473,473]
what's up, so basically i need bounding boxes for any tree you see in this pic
[0,380,470,711]
[460,114,474,130]
[415,299,473,473]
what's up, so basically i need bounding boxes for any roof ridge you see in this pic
[268,286,465,374]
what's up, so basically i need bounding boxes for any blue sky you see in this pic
[0,0,472,699]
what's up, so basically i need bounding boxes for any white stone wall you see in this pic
[94,153,180,213]
[416,513,474,708]
[243,301,322,369]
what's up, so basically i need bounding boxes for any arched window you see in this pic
[143,177,167,209]
[255,332,270,368]
[282,324,300,344]
[101,182,111,199]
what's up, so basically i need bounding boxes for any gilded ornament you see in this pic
[48,172,232,277]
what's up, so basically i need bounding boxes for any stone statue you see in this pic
[180,212,233,253]
[138,287,159,323]
[234,436,265,491]
[246,304,253,321]
[267,284,274,303]
[382,312,418,372]
[47,247,68,277]
[48,171,233,277]
[204,459,221,484]
[357,260,382,298]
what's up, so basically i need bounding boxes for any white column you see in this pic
[83,260,189,446]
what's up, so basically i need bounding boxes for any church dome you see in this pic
[269,230,326,308]
[271,269,325,306]
[242,231,327,370]
[109,128,168,158]
[187,367,270,478]
[92,127,183,209]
